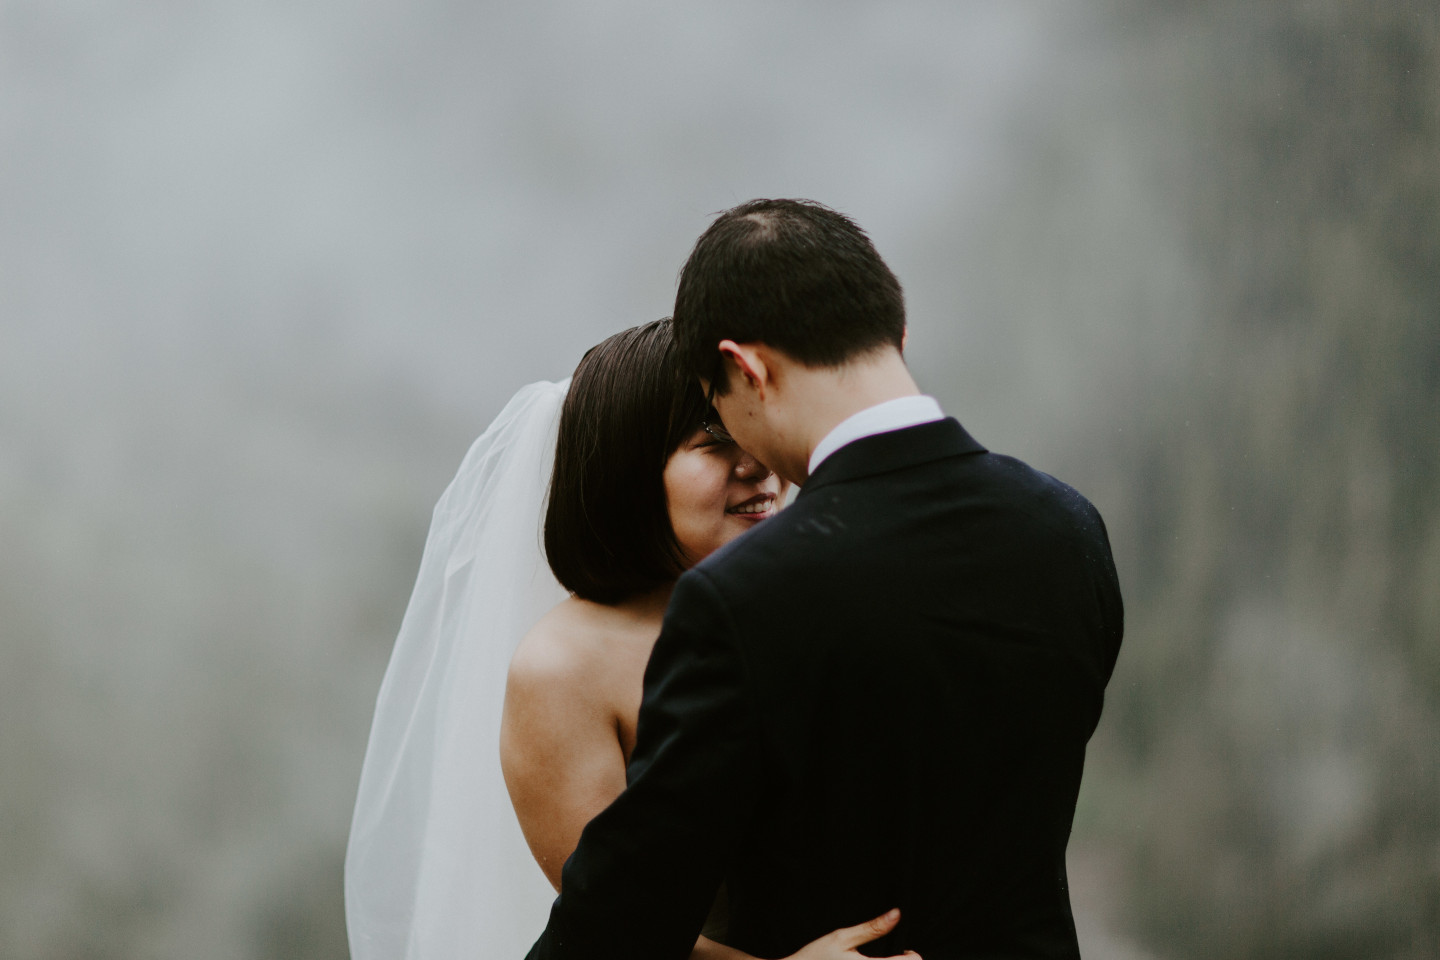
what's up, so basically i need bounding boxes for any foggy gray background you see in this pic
[3,1,1435,957]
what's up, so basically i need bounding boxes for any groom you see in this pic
[524,200,1123,959]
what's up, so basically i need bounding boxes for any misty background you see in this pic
[2,1,1435,957]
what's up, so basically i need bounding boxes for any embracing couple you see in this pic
[346,199,1124,960]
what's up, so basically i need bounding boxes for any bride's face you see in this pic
[663,428,787,566]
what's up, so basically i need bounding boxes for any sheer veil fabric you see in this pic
[346,380,571,959]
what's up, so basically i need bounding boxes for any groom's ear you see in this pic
[717,340,769,398]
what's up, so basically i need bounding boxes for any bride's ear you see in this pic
[717,340,769,397]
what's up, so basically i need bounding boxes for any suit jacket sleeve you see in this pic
[524,570,762,960]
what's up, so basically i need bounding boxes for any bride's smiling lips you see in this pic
[727,492,777,521]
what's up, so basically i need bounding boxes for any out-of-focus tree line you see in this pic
[1086,1,1438,956]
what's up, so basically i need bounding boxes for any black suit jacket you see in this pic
[525,419,1123,960]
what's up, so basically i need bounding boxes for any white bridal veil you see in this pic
[346,380,571,959]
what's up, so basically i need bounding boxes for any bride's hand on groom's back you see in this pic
[692,908,918,960]
[785,908,919,960]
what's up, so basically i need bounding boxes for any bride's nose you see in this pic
[733,450,771,480]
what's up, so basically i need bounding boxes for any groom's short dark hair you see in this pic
[545,319,707,604]
[672,199,906,389]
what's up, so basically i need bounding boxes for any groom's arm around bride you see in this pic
[525,200,1123,960]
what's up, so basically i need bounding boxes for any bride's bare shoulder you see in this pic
[507,593,662,701]
[511,596,598,669]
[507,596,630,695]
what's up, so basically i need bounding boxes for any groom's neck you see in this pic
[781,347,921,476]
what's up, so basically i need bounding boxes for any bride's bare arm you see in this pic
[500,621,628,891]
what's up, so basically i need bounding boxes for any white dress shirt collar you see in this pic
[807,395,946,476]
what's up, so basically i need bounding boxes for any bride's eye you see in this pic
[696,434,738,451]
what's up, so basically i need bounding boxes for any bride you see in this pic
[346,320,913,960]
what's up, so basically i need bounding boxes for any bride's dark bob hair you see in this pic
[545,318,710,604]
